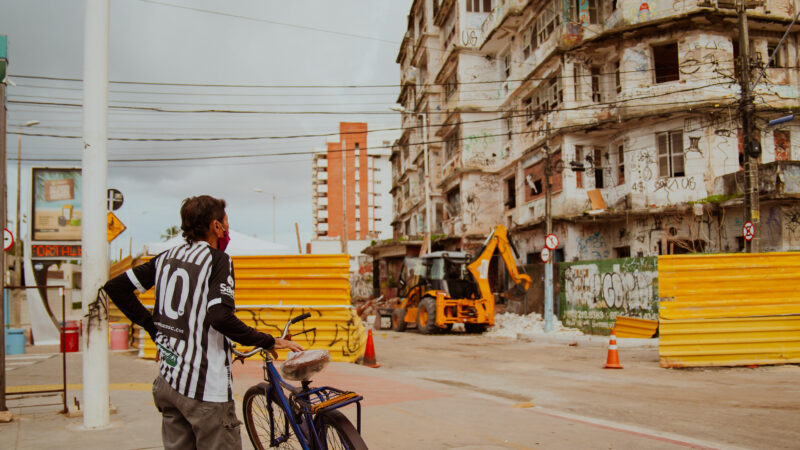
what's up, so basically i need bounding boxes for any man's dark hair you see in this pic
[180,195,226,244]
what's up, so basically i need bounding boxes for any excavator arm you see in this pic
[467,225,532,302]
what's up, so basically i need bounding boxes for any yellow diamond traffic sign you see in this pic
[107,211,126,243]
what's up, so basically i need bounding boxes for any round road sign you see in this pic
[540,247,551,263]
[742,221,755,242]
[107,188,124,211]
[4,228,14,251]
[545,233,559,250]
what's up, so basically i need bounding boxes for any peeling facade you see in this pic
[394,0,800,261]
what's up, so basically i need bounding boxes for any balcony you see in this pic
[478,0,527,51]
[715,161,800,199]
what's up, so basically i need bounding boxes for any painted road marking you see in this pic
[6,383,153,393]
[4,353,56,371]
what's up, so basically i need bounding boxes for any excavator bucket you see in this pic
[505,283,528,303]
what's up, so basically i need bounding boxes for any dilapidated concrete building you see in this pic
[394,0,800,261]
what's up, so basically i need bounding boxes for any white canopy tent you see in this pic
[145,229,292,256]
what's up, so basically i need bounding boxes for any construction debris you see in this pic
[486,313,584,339]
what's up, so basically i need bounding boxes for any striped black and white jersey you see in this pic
[126,241,237,402]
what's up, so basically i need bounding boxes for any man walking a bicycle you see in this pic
[104,195,303,449]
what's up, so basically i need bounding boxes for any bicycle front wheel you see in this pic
[318,410,368,450]
[243,383,302,450]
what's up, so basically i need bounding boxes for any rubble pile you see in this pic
[353,296,395,321]
[486,312,583,339]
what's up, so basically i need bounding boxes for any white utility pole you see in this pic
[14,120,38,327]
[81,0,110,429]
[544,124,554,332]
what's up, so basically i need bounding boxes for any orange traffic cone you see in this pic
[362,329,381,368]
[604,328,623,369]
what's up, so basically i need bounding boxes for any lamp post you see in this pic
[253,188,276,242]
[14,120,38,303]
[391,105,431,253]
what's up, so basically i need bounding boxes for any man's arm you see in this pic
[207,252,275,349]
[103,259,158,340]
[206,304,275,349]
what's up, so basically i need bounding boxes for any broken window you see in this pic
[575,145,584,188]
[447,187,461,217]
[657,130,685,178]
[573,65,582,102]
[653,42,680,83]
[505,115,513,141]
[444,71,458,99]
[591,66,602,102]
[574,0,598,24]
[505,176,516,209]
[614,61,622,95]
[444,130,460,161]
[523,96,534,126]
[502,52,511,78]
[593,147,605,188]
[466,0,492,12]
[534,0,561,46]
[766,41,788,68]
[617,144,625,185]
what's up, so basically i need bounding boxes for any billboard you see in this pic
[32,167,82,241]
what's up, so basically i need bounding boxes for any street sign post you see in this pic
[3,228,13,251]
[540,247,551,263]
[107,188,123,211]
[743,221,755,242]
[545,233,559,250]
[107,211,126,243]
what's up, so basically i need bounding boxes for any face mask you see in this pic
[218,230,230,252]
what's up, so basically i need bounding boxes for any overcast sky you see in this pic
[2,0,409,256]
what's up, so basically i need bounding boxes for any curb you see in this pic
[516,332,659,348]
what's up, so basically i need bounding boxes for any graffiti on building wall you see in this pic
[560,257,658,333]
[624,48,649,73]
[576,232,610,259]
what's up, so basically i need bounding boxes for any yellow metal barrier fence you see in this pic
[137,254,366,363]
[658,252,800,367]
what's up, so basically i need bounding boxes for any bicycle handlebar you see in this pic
[231,312,312,359]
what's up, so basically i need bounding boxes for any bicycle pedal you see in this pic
[310,392,360,414]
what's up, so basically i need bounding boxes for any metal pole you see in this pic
[341,139,348,254]
[0,75,7,413]
[81,0,110,429]
[544,124,554,332]
[738,3,759,252]
[422,112,432,254]
[60,287,67,414]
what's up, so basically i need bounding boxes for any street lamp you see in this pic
[390,105,431,254]
[15,120,38,291]
[253,188,276,243]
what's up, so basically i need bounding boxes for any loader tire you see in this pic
[417,297,439,334]
[464,323,488,334]
[392,308,407,332]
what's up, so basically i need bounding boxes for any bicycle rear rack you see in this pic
[293,386,363,432]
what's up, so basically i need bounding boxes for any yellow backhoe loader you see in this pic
[391,225,532,334]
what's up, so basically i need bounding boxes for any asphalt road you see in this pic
[2,330,799,449]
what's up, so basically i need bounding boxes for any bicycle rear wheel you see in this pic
[243,383,302,449]
[318,410,368,450]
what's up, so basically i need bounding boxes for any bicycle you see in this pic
[232,312,368,450]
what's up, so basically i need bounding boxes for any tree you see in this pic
[161,226,181,241]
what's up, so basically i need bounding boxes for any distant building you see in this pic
[312,122,392,241]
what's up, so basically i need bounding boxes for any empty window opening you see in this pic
[505,176,516,209]
[593,147,605,188]
[653,42,679,83]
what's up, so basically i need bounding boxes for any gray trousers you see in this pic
[152,375,242,450]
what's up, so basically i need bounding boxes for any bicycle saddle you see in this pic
[280,349,332,381]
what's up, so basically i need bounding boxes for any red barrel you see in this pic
[60,323,80,353]
[110,322,129,350]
